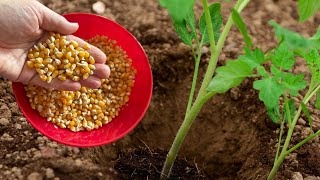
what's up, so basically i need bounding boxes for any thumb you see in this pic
[35,1,78,34]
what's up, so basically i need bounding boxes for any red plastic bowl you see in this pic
[11,13,153,147]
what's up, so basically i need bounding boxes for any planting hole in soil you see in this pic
[2,0,320,179]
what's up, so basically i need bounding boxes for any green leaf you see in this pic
[304,49,320,80]
[301,102,313,130]
[298,0,320,22]
[185,8,196,33]
[282,73,307,96]
[270,65,307,96]
[160,0,196,23]
[270,43,295,70]
[256,66,269,77]
[269,20,320,51]
[239,48,266,69]
[267,106,281,124]
[253,77,285,109]
[232,9,253,47]
[199,3,223,44]
[284,99,296,124]
[208,60,252,93]
[173,21,194,46]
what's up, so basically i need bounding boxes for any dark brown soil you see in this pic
[115,148,205,179]
[1,0,320,179]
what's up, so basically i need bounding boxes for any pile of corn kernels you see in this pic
[26,35,136,132]
[27,32,96,83]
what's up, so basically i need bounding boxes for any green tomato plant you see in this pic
[159,0,320,179]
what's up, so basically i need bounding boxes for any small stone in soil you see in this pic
[27,172,43,180]
[75,159,82,166]
[46,168,55,178]
[92,1,105,14]
[298,118,306,125]
[201,46,209,55]
[1,133,14,141]
[0,118,9,125]
[14,123,22,129]
[292,172,303,180]
[163,43,171,49]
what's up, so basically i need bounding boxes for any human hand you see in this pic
[0,0,110,91]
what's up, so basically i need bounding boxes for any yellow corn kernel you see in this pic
[81,87,87,92]
[47,64,55,72]
[58,75,66,81]
[72,76,80,81]
[66,69,73,76]
[69,121,75,126]
[65,63,72,69]
[83,66,90,73]
[52,70,59,78]
[66,52,72,59]
[28,54,34,59]
[88,64,96,70]
[44,48,50,56]
[46,76,52,83]
[36,69,45,75]
[82,73,89,80]
[88,56,95,64]
[35,57,43,64]
[71,41,79,48]
[61,98,67,104]
[98,113,104,119]
[83,43,91,50]
[78,51,85,57]
[84,51,90,58]
[49,43,55,49]
[40,74,47,81]
[34,52,40,58]
[55,52,63,58]
[96,120,102,127]
[98,101,106,107]
[27,61,34,68]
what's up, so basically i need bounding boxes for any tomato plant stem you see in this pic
[285,130,320,155]
[197,0,245,98]
[274,118,285,163]
[160,92,214,179]
[187,40,202,112]
[267,106,302,180]
[268,84,320,179]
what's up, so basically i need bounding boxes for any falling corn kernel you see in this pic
[25,35,137,132]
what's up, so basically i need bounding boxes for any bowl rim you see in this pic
[11,12,153,147]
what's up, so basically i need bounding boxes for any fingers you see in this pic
[94,64,110,79]
[66,35,107,64]
[35,1,78,35]
[80,76,101,89]
[28,75,81,91]
[78,64,110,89]
[19,63,110,90]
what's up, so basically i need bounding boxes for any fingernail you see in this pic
[92,79,101,89]
[71,23,79,28]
